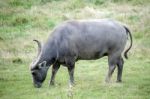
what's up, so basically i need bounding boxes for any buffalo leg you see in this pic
[105,64,116,83]
[49,63,60,86]
[105,55,117,83]
[67,64,75,87]
[117,57,124,82]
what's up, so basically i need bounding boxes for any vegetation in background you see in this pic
[0,0,150,99]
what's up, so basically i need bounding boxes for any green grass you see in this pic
[0,0,150,99]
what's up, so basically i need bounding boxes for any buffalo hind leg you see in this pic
[105,55,117,83]
[105,64,116,83]
[117,57,124,82]
[49,63,60,86]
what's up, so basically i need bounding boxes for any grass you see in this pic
[0,0,150,99]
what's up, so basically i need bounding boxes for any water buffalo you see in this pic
[30,19,132,88]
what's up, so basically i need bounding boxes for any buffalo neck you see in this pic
[37,38,57,65]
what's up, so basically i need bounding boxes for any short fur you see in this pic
[30,19,132,88]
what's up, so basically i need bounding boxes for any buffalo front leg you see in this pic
[49,63,60,86]
[67,64,75,87]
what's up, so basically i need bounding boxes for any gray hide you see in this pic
[30,19,132,88]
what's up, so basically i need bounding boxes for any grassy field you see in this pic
[0,0,150,99]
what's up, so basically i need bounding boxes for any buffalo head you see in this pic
[30,40,49,88]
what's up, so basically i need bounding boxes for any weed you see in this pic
[12,58,23,64]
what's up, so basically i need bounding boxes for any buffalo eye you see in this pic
[33,66,40,70]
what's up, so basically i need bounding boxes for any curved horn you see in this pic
[30,40,42,70]
[33,39,42,56]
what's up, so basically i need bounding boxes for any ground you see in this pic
[0,0,150,99]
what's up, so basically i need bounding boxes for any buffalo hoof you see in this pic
[105,78,111,83]
[49,82,55,86]
[116,80,122,83]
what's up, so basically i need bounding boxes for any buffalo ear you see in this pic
[38,61,47,69]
